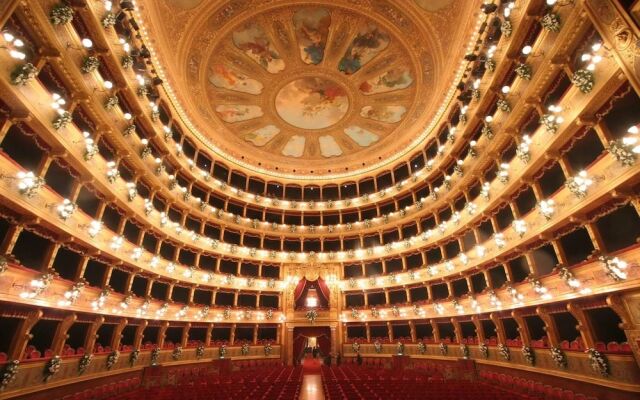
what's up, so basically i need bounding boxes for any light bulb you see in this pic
[81,38,93,48]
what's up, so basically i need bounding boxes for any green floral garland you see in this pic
[479,343,489,359]
[219,345,227,359]
[306,309,318,323]
[586,348,609,377]
[541,12,561,32]
[352,342,361,354]
[608,139,637,166]
[501,19,513,37]
[374,341,382,354]
[43,356,61,382]
[104,95,119,110]
[240,343,250,356]
[264,343,273,356]
[439,342,448,356]
[460,344,470,359]
[1,360,19,390]
[497,98,511,113]
[50,4,74,25]
[11,63,38,86]
[498,344,510,361]
[485,58,496,72]
[540,114,559,134]
[396,342,404,355]
[106,350,119,370]
[550,346,567,368]
[172,346,182,361]
[151,347,160,365]
[78,354,92,374]
[521,346,535,365]
[53,111,72,130]
[101,12,116,29]
[121,55,134,69]
[129,349,140,366]
[481,123,494,140]
[515,63,532,80]
[81,56,100,73]
[196,344,205,359]
[571,69,595,94]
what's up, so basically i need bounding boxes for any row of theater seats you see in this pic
[233,359,283,369]
[479,371,598,400]
[114,366,302,400]
[61,377,141,400]
[321,365,528,400]
[60,366,301,400]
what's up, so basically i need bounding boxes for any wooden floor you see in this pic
[299,374,325,400]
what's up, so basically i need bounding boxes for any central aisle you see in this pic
[300,354,325,399]
[299,375,325,400]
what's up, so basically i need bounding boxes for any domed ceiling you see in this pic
[136,0,482,179]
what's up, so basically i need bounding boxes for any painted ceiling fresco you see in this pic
[140,0,482,176]
[206,6,415,159]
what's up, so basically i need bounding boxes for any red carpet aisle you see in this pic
[302,354,323,375]
[300,354,325,399]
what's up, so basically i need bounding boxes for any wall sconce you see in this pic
[55,199,77,220]
[19,273,55,299]
[59,281,85,306]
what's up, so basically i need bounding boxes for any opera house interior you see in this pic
[0,0,640,399]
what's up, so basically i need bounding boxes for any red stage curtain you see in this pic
[317,277,330,302]
[317,334,331,356]
[293,335,308,363]
[293,327,332,361]
[293,278,307,304]
[294,278,330,309]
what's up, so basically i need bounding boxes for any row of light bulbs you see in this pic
[339,254,632,322]
[8,35,614,283]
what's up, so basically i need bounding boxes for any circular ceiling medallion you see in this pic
[275,77,349,130]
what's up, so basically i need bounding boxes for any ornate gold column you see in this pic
[133,320,148,350]
[84,316,105,355]
[471,315,485,344]
[8,310,43,360]
[451,318,463,344]
[566,302,596,349]
[536,306,560,348]
[111,318,128,351]
[51,313,77,355]
[252,324,258,345]
[511,310,531,346]
[489,313,507,345]
[205,323,213,347]
[158,321,169,349]
[430,319,440,342]
[181,322,191,348]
